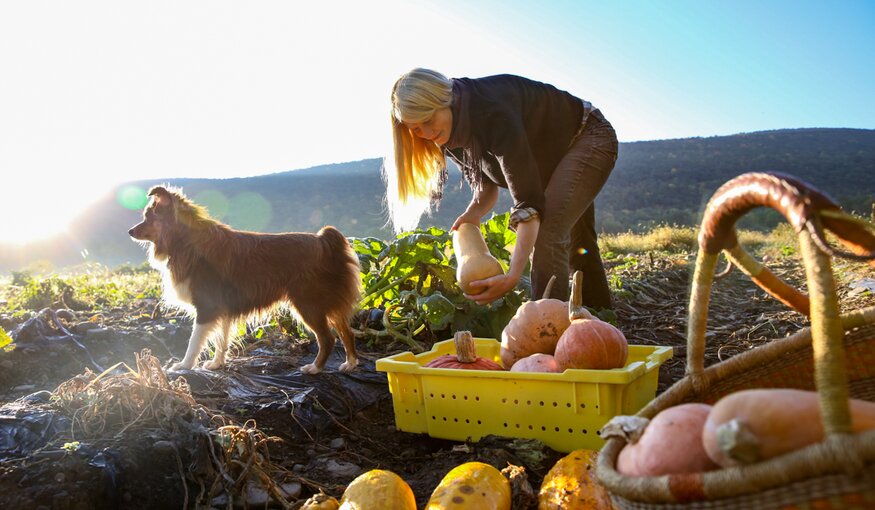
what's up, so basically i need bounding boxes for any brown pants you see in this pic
[531,109,618,308]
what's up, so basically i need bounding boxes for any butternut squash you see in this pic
[339,469,416,510]
[702,388,875,467]
[426,461,511,510]
[500,276,577,368]
[616,403,718,476]
[538,448,614,509]
[453,222,504,294]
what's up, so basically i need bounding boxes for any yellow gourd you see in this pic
[426,461,511,510]
[538,449,614,509]
[453,223,504,294]
[339,469,416,510]
[301,492,340,510]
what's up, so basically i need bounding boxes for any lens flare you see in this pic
[193,190,230,220]
[117,186,149,211]
[229,192,272,232]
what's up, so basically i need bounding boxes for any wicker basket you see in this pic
[596,172,875,509]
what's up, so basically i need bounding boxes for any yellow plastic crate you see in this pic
[376,337,672,452]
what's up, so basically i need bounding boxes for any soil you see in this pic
[0,253,872,509]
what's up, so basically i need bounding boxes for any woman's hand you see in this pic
[452,181,499,231]
[463,273,519,305]
[452,211,482,231]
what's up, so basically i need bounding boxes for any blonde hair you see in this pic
[384,68,453,232]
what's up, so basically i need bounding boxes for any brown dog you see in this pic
[128,185,361,374]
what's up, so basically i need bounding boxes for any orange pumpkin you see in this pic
[554,272,628,370]
[500,275,584,368]
[425,331,504,370]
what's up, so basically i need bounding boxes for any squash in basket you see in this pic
[616,403,718,476]
[702,388,875,467]
[426,461,511,509]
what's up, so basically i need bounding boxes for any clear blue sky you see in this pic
[0,0,872,242]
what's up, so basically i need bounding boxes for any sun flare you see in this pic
[0,179,110,245]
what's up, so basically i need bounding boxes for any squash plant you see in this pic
[350,214,526,351]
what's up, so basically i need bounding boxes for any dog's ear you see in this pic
[148,186,174,208]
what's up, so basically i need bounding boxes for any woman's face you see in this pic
[403,107,452,146]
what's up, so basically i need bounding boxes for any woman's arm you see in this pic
[464,217,539,305]
[452,180,499,230]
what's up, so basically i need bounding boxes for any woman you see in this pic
[386,68,618,308]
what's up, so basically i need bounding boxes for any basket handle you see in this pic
[689,172,875,436]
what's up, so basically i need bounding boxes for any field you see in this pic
[1,221,873,509]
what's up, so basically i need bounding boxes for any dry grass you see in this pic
[50,349,297,509]
[600,224,795,259]
[52,349,200,439]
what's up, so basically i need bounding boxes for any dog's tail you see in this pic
[318,226,362,323]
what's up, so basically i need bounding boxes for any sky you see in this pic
[1,0,873,243]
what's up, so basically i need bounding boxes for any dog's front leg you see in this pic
[170,318,220,371]
[203,318,232,370]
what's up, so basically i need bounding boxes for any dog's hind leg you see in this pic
[333,319,359,373]
[299,316,336,375]
[203,317,232,370]
[170,318,221,371]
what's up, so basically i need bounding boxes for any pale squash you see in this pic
[453,222,504,294]
[500,276,578,368]
[538,449,613,509]
[339,469,416,510]
[510,353,562,373]
[616,403,718,476]
[424,331,504,370]
[426,461,511,510]
[554,272,627,370]
[702,388,875,467]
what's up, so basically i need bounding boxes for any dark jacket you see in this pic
[444,74,591,217]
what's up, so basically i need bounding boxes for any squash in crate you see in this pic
[554,272,628,370]
[510,353,562,373]
[424,331,504,370]
[501,275,580,368]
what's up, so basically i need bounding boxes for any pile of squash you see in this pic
[300,448,615,509]
[502,272,629,373]
[605,388,875,477]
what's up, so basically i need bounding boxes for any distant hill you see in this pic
[1,128,873,272]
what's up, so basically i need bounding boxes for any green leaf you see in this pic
[414,292,455,330]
